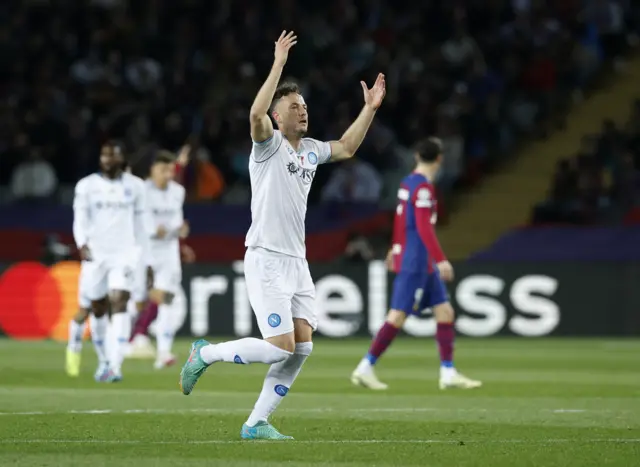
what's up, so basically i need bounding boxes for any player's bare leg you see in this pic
[106,290,131,382]
[352,309,406,390]
[151,289,177,369]
[434,302,481,389]
[66,308,89,377]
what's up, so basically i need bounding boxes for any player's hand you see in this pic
[274,31,297,66]
[146,266,154,289]
[156,225,168,239]
[178,221,190,239]
[385,249,393,271]
[180,244,196,263]
[361,73,386,110]
[177,145,190,167]
[79,245,92,261]
[437,260,454,283]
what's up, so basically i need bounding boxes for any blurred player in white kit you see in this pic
[141,150,188,369]
[72,141,150,382]
[179,31,386,440]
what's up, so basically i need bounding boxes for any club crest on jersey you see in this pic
[308,152,318,165]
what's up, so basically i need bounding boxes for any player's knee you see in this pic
[74,308,89,324]
[386,310,407,328]
[266,333,296,354]
[91,298,108,317]
[293,318,313,344]
[109,291,129,312]
[433,302,455,323]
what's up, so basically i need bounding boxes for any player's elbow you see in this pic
[337,140,355,159]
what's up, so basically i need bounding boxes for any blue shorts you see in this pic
[390,270,448,315]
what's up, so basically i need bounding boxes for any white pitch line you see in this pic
[0,439,639,445]
[0,407,606,416]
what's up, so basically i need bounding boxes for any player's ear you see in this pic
[271,110,280,124]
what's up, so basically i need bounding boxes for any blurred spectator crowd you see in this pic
[1,0,638,209]
[533,99,640,224]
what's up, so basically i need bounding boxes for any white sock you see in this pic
[156,303,175,359]
[355,358,373,375]
[246,342,313,427]
[90,314,109,365]
[109,312,131,375]
[440,366,456,381]
[200,338,291,365]
[67,320,84,352]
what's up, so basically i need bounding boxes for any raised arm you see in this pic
[329,73,386,162]
[250,31,297,143]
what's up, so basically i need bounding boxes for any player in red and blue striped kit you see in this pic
[351,137,481,390]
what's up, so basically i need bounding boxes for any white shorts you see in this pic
[78,262,92,309]
[150,261,181,295]
[80,253,137,301]
[244,247,316,339]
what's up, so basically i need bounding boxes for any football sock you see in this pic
[246,342,313,427]
[156,303,175,358]
[436,322,455,368]
[90,314,108,365]
[200,338,291,365]
[363,321,400,366]
[67,320,84,352]
[131,302,158,340]
[109,312,131,375]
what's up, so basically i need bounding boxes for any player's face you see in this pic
[273,93,308,137]
[151,162,175,187]
[100,145,123,177]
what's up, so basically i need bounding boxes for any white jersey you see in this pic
[245,130,331,258]
[73,172,148,261]
[145,179,185,267]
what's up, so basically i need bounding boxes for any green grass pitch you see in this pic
[0,338,639,466]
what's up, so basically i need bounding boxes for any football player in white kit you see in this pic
[143,150,188,369]
[73,141,151,382]
[179,31,386,440]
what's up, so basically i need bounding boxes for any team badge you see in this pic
[308,152,318,165]
[233,355,245,364]
[274,384,289,396]
[267,313,281,327]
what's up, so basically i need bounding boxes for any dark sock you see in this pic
[130,302,158,341]
[365,322,400,365]
[436,322,455,367]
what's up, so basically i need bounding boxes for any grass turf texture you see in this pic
[0,338,638,466]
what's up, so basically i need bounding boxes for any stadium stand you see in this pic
[1,0,639,261]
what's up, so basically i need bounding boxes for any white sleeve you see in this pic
[72,180,90,249]
[251,130,283,162]
[309,138,332,164]
[166,185,186,238]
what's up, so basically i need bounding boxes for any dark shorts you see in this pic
[390,270,448,315]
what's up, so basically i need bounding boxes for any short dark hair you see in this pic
[153,149,176,165]
[414,137,443,163]
[271,82,301,111]
[102,139,124,156]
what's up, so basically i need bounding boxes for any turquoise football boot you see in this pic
[240,421,294,440]
[179,339,210,395]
